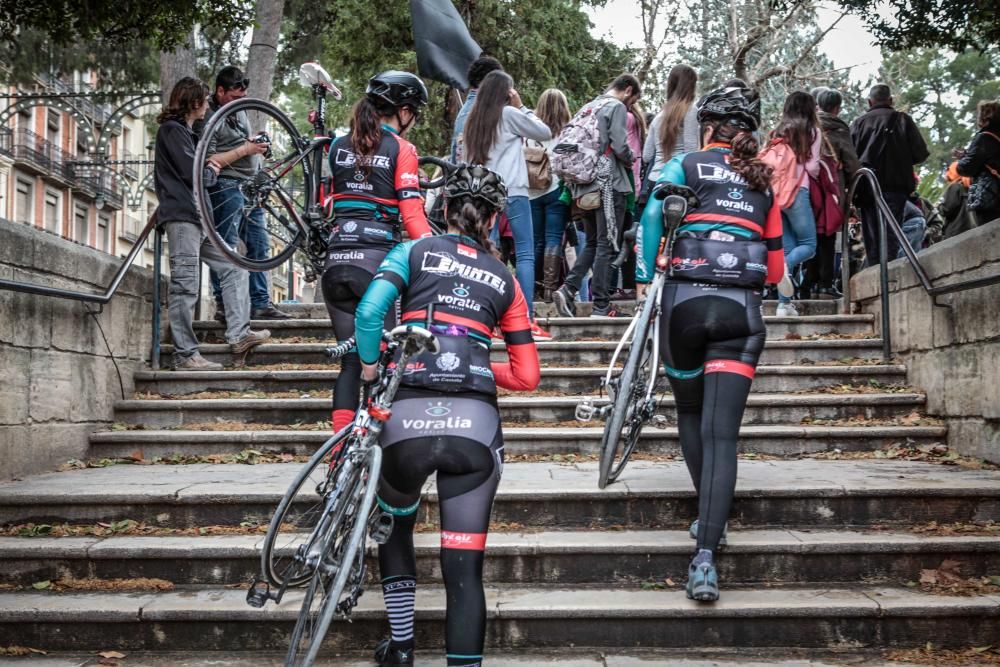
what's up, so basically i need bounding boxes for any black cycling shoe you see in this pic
[374,639,414,666]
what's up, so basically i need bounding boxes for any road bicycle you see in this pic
[576,184,698,488]
[245,312,440,667]
[193,62,449,283]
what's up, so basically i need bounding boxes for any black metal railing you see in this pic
[841,168,1000,361]
[11,127,75,183]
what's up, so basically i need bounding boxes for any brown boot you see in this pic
[232,329,271,355]
[542,249,562,302]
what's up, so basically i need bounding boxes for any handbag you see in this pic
[524,139,552,190]
[967,132,1000,212]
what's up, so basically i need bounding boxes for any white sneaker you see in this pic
[777,264,795,299]
[775,303,799,317]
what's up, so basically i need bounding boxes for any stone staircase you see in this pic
[1,300,998,664]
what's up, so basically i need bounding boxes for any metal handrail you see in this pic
[841,167,1000,361]
[0,213,166,368]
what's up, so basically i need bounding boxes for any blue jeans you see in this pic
[899,215,926,258]
[209,178,270,310]
[500,196,536,316]
[530,188,567,262]
[780,187,817,303]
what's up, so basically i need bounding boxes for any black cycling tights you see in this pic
[376,390,503,667]
[321,264,394,432]
[659,282,766,553]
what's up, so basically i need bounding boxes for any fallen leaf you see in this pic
[919,569,938,585]
[98,651,127,659]
[31,580,51,590]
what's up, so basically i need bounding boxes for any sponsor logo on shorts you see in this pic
[470,364,494,379]
[328,250,364,262]
[435,351,461,372]
[717,252,739,269]
[746,262,767,273]
[671,256,708,271]
[341,221,358,234]
[420,251,506,294]
[440,530,486,550]
[363,226,394,239]
[402,414,473,431]
[708,230,736,242]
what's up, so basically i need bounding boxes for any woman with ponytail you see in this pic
[635,85,790,603]
[321,71,434,435]
[643,64,699,194]
[354,164,540,666]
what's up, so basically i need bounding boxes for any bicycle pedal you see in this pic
[575,399,596,422]
[651,414,669,429]
[245,578,272,608]
[370,510,394,545]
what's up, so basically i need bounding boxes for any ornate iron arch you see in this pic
[95,92,160,157]
[0,97,98,150]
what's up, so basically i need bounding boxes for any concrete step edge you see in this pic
[191,314,877,327]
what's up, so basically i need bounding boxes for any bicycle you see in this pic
[575,184,699,488]
[193,62,450,283]
[245,311,440,667]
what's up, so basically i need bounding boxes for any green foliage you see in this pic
[880,47,1000,177]
[821,0,1000,51]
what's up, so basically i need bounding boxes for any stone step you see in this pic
[190,314,876,342]
[161,339,885,367]
[4,530,996,588]
[111,392,927,428]
[0,651,939,667]
[133,364,908,396]
[270,299,844,319]
[0,585,995,651]
[2,460,996,529]
[87,425,946,459]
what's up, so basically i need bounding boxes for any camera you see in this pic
[252,131,272,159]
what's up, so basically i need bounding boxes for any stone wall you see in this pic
[0,219,159,479]
[851,220,1000,462]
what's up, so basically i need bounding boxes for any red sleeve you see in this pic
[395,139,433,240]
[492,281,540,391]
[764,199,784,284]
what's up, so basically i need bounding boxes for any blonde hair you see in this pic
[535,88,571,137]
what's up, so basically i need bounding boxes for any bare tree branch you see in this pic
[752,10,847,87]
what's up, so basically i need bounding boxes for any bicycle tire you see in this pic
[260,429,350,587]
[193,98,312,271]
[598,289,659,489]
[287,444,383,667]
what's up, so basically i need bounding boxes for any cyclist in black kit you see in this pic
[636,86,786,602]
[322,71,434,435]
[355,165,541,666]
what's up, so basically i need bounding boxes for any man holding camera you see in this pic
[203,65,290,322]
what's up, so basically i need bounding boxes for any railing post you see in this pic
[840,223,851,314]
[878,206,892,363]
[151,226,163,370]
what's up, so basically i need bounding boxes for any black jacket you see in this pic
[956,122,1000,180]
[818,111,861,209]
[850,105,929,194]
[153,119,200,225]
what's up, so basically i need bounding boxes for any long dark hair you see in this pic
[157,77,208,124]
[463,70,514,165]
[705,120,772,192]
[659,64,698,157]
[350,95,396,174]
[771,91,819,164]
[445,197,497,255]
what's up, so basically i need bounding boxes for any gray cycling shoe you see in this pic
[689,519,728,547]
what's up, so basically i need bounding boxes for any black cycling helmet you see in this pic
[444,164,508,212]
[696,86,761,132]
[366,71,429,110]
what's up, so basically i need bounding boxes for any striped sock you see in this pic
[382,575,416,647]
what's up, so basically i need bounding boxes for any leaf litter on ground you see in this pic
[886,643,1000,665]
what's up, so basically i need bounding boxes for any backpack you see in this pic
[808,144,845,235]
[759,138,801,209]
[551,97,617,185]
[524,139,552,190]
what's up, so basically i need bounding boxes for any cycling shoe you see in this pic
[688,519,728,547]
[686,560,720,602]
[374,639,414,665]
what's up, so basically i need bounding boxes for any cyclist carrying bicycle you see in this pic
[322,71,435,435]
[354,164,540,666]
[635,86,786,602]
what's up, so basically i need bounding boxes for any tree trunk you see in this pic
[246,0,285,103]
[159,29,197,103]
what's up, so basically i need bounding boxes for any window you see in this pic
[47,110,60,146]
[98,214,110,252]
[44,189,61,233]
[74,203,89,244]
[15,177,33,225]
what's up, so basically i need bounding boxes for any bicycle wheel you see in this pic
[260,429,350,587]
[598,288,659,489]
[193,98,313,271]
[286,444,382,667]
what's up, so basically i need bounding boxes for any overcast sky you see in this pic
[586,0,883,84]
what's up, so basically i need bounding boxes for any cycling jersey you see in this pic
[325,125,432,255]
[356,234,540,395]
[636,144,784,286]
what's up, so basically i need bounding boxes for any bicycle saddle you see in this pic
[651,182,700,208]
[299,62,343,100]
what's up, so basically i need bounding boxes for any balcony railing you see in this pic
[11,128,74,184]
[0,128,11,158]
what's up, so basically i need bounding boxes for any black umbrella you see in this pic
[410,0,482,90]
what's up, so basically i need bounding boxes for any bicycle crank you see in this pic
[575,398,611,422]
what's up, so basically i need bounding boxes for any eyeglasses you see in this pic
[228,78,250,92]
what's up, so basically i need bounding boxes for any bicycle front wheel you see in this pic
[260,429,350,588]
[598,289,659,489]
[286,443,382,667]
[194,98,313,271]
